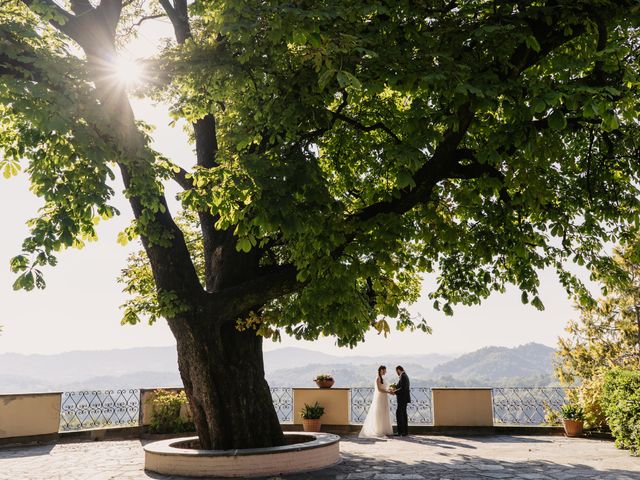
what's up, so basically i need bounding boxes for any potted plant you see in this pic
[314,374,335,388]
[560,403,585,437]
[300,402,325,432]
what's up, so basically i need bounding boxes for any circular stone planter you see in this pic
[144,432,340,478]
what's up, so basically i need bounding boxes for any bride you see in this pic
[358,365,393,438]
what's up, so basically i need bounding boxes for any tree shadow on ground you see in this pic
[143,435,640,480]
[351,435,477,450]
[458,434,555,444]
[280,453,640,480]
[0,443,54,459]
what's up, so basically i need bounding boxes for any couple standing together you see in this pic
[359,365,410,438]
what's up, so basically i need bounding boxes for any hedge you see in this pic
[602,368,640,456]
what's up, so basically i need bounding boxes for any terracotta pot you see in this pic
[563,419,584,437]
[302,418,322,432]
[315,379,335,389]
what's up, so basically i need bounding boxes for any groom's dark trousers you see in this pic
[396,401,408,436]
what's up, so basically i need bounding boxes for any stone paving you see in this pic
[1,435,639,480]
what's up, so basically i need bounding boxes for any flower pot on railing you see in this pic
[314,374,334,388]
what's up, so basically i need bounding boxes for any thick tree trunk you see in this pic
[170,312,285,450]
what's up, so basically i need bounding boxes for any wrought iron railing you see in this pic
[57,386,565,431]
[59,389,140,432]
[492,387,568,425]
[270,387,293,423]
[59,387,293,431]
[351,387,433,424]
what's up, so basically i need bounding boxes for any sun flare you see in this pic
[110,56,144,89]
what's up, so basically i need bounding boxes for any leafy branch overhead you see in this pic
[3,1,640,349]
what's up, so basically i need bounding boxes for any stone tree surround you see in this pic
[144,433,340,477]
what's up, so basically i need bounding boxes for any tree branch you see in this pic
[171,165,194,190]
[354,104,474,222]
[133,13,166,27]
[19,0,75,37]
[331,111,402,144]
[158,0,190,42]
[157,0,235,292]
[69,0,93,15]
[21,0,122,55]
[213,264,302,319]
[351,3,610,225]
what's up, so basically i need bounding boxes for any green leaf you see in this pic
[548,110,567,130]
[602,113,620,132]
[336,70,362,89]
[292,31,307,45]
[532,99,547,114]
[396,170,416,189]
[237,237,252,252]
[524,35,541,52]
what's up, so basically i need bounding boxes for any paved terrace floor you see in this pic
[1,435,639,480]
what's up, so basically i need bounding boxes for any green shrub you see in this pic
[149,389,195,434]
[602,369,640,456]
[576,374,608,430]
[543,402,562,426]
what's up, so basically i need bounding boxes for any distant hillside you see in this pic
[267,361,438,388]
[0,343,557,393]
[430,343,555,383]
[0,347,180,389]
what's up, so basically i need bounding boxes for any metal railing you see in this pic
[270,387,293,423]
[59,387,293,431]
[492,387,568,425]
[351,387,433,424]
[59,389,140,432]
[57,386,567,431]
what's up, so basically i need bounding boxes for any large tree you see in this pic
[2,0,640,449]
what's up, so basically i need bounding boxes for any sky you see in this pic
[0,17,594,357]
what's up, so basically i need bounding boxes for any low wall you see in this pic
[0,393,62,443]
[292,388,350,426]
[0,386,569,447]
[432,388,493,427]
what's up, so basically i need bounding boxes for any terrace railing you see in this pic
[270,387,294,423]
[492,387,568,425]
[59,389,140,432]
[57,386,567,432]
[351,387,433,425]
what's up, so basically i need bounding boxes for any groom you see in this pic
[393,365,411,436]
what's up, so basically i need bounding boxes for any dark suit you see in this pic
[395,371,411,435]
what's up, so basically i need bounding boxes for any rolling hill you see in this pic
[0,342,557,393]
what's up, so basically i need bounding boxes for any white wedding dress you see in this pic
[358,378,393,438]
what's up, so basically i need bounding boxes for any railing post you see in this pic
[0,392,62,445]
[292,388,350,426]
[432,388,494,427]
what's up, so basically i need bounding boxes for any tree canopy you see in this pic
[3,1,640,347]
